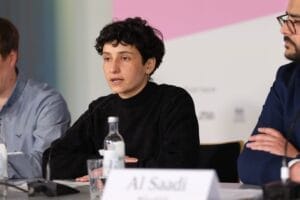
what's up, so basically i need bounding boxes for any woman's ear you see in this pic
[145,58,156,75]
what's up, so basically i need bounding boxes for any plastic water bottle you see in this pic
[102,116,125,178]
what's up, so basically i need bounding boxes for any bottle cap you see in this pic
[108,116,119,123]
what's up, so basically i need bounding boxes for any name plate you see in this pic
[102,169,220,200]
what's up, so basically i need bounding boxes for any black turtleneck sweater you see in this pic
[43,82,200,179]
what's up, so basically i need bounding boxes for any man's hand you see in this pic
[290,162,300,183]
[246,127,298,158]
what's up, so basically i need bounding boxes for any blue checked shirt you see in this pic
[0,73,70,179]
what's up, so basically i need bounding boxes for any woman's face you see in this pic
[102,42,155,99]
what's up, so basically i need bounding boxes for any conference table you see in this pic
[2,181,263,199]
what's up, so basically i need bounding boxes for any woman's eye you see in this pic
[103,57,111,61]
[122,56,130,61]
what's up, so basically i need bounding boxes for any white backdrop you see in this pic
[153,14,288,143]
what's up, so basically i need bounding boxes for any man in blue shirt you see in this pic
[238,0,300,185]
[0,18,70,179]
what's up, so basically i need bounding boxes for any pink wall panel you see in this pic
[113,0,286,39]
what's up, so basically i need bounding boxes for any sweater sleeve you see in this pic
[42,107,99,179]
[141,87,200,168]
[238,66,288,185]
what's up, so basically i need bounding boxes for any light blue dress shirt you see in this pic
[0,74,70,179]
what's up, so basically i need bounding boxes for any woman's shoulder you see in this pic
[157,83,191,97]
[88,93,116,112]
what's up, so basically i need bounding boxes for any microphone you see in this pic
[27,96,115,197]
[263,111,300,199]
[27,141,80,197]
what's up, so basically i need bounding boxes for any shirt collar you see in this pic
[2,73,26,110]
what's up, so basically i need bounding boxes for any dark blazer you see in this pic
[238,62,300,185]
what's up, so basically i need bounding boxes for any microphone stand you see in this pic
[263,112,300,200]
[28,99,111,197]
[27,143,80,197]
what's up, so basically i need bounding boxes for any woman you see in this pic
[43,17,200,180]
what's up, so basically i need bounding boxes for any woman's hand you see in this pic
[76,175,89,182]
[75,156,138,182]
[125,156,138,163]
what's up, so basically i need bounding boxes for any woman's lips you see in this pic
[110,78,123,84]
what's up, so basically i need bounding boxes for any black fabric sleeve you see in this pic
[42,109,99,179]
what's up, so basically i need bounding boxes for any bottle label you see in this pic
[111,141,125,158]
[103,150,116,177]
[102,141,125,177]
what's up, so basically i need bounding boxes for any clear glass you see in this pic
[87,159,104,200]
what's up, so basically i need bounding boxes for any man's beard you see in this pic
[284,36,300,62]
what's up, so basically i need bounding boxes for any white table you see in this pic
[220,183,262,200]
[3,181,263,200]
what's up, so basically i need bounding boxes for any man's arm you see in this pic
[238,66,295,185]
[246,127,298,157]
[238,92,283,184]
[8,94,70,179]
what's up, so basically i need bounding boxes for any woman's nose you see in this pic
[109,59,120,73]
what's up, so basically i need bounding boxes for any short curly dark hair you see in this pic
[95,17,165,76]
[0,17,19,59]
